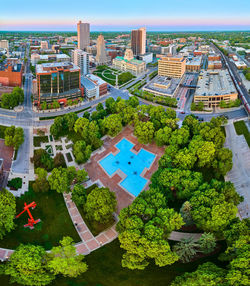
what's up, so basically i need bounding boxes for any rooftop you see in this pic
[114,56,144,66]
[86,74,106,86]
[186,56,202,66]
[143,75,180,96]
[81,76,96,90]
[36,61,79,74]
[195,70,237,97]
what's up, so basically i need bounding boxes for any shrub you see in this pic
[7,177,22,190]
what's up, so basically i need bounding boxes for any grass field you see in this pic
[234,120,250,147]
[0,186,80,250]
[0,239,228,286]
[93,66,135,86]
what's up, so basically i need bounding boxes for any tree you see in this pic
[128,96,139,108]
[198,233,216,254]
[103,114,123,137]
[4,244,54,286]
[53,152,66,168]
[196,141,216,167]
[180,201,193,226]
[47,236,87,278]
[50,116,65,137]
[116,188,183,270]
[85,187,117,223]
[134,121,155,144]
[212,147,233,176]
[4,126,24,150]
[169,127,190,146]
[154,168,203,199]
[0,189,16,239]
[0,87,24,109]
[73,140,92,164]
[76,169,88,183]
[48,167,72,193]
[31,148,54,171]
[155,126,172,146]
[173,148,197,170]
[170,262,227,286]
[71,184,87,207]
[190,181,239,233]
[173,238,199,263]
[64,112,78,131]
[105,97,116,114]
[33,168,49,193]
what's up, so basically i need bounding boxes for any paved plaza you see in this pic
[84,126,165,212]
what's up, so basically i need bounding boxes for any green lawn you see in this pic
[233,120,250,147]
[0,239,228,286]
[0,186,80,250]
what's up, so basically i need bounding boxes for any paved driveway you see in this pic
[225,122,250,218]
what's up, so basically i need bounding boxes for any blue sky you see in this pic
[0,0,250,31]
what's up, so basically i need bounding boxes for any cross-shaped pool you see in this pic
[99,138,156,197]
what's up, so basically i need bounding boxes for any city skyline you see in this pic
[0,0,250,31]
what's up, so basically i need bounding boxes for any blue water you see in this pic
[99,138,156,197]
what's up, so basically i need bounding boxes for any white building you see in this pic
[31,53,70,65]
[71,49,89,76]
[77,21,90,51]
[40,41,48,50]
[0,40,9,55]
[137,53,153,64]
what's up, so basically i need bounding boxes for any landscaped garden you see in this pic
[0,96,249,286]
[93,65,135,86]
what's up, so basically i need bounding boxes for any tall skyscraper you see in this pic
[131,27,146,56]
[77,20,90,51]
[96,34,108,65]
[72,49,89,76]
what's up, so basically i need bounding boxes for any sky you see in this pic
[0,0,250,31]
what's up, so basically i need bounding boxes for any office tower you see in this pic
[131,27,146,56]
[35,62,82,105]
[0,40,9,51]
[72,49,89,76]
[40,41,48,50]
[77,20,90,51]
[158,56,186,78]
[96,34,108,65]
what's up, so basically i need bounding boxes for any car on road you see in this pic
[180,111,185,114]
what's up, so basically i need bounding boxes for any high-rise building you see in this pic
[40,41,49,50]
[131,27,146,56]
[0,40,9,52]
[72,49,89,76]
[34,62,82,105]
[158,56,186,78]
[96,34,108,65]
[77,20,90,51]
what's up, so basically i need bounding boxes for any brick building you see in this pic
[0,64,23,87]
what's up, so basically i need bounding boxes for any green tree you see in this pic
[33,168,49,192]
[76,169,88,183]
[170,262,227,286]
[85,187,117,223]
[198,233,216,254]
[48,167,71,193]
[47,236,87,278]
[31,149,54,171]
[116,188,183,270]
[4,244,54,286]
[71,184,87,207]
[103,114,123,137]
[180,201,193,226]
[0,189,16,239]
[169,127,190,146]
[128,96,139,108]
[105,97,116,114]
[212,147,233,176]
[153,168,203,199]
[134,121,155,144]
[64,112,78,131]
[173,238,199,263]
[4,126,24,150]
[73,140,92,164]
[155,126,172,146]
[173,148,197,169]
[190,181,239,233]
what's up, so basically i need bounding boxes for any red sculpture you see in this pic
[16,202,41,229]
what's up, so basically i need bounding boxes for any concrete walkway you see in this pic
[63,192,118,255]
